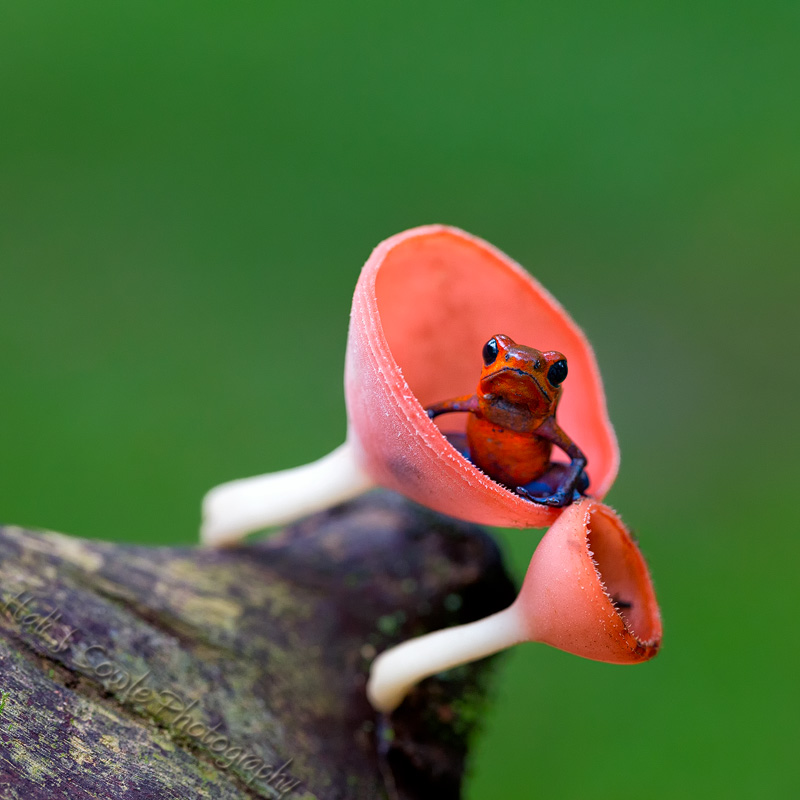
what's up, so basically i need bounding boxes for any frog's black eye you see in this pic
[482,337,499,365]
[547,359,568,386]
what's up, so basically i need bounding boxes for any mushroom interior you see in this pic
[373,228,617,495]
[586,505,661,645]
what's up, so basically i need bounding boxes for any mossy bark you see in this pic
[0,491,516,800]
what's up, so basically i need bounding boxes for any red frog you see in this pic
[426,334,588,507]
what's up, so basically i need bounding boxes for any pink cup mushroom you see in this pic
[367,499,662,713]
[201,225,619,546]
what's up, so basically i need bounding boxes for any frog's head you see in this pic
[478,334,568,418]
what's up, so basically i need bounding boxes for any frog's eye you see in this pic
[482,337,499,365]
[547,359,568,386]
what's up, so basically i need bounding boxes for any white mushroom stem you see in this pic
[201,441,375,547]
[367,603,526,713]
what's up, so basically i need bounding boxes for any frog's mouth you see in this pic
[484,368,552,404]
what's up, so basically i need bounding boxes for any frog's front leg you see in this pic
[425,395,479,419]
[516,417,587,507]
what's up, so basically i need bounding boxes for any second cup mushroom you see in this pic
[367,499,662,713]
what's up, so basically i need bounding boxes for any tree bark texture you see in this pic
[0,491,516,800]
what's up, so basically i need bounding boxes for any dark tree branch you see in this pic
[0,491,515,800]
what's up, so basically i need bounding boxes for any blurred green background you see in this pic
[2,2,797,797]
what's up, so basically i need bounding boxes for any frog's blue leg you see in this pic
[515,418,588,507]
[442,435,589,502]
[518,463,590,503]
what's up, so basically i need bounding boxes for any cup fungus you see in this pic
[366,499,662,713]
[202,225,619,545]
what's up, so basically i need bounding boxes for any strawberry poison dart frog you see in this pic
[426,334,589,507]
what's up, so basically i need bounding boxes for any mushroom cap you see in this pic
[345,225,619,527]
[517,499,662,663]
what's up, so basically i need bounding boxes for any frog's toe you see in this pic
[515,482,549,500]
[515,487,571,507]
[538,494,571,508]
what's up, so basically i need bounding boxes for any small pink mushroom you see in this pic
[367,499,662,713]
[202,225,619,545]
